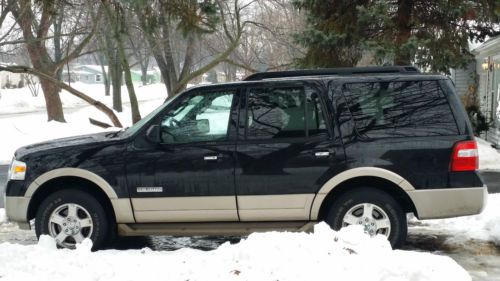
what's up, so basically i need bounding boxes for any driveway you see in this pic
[479,170,500,193]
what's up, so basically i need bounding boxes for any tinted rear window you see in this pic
[341,80,458,138]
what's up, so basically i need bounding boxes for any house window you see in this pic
[95,74,101,82]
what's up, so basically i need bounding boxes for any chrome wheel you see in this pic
[342,203,391,237]
[48,203,93,248]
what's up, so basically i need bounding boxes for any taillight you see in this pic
[450,140,479,172]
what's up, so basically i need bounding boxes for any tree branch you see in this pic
[0,65,123,128]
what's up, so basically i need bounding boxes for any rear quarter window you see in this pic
[341,80,458,139]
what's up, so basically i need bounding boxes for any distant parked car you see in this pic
[5,66,486,250]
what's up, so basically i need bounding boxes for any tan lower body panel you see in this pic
[4,196,30,230]
[237,194,315,221]
[131,196,238,223]
[118,221,315,236]
[408,186,487,219]
[111,199,135,223]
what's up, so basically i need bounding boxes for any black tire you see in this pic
[325,187,407,248]
[35,189,109,251]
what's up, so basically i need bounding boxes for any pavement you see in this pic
[0,165,498,209]
[479,170,500,193]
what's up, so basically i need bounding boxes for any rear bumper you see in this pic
[407,186,487,219]
[5,196,31,230]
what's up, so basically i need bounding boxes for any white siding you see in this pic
[450,62,475,97]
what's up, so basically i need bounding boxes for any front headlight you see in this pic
[8,159,27,180]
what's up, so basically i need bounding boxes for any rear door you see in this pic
[235,81,344,221]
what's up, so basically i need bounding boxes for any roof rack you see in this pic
[243,66,421,81]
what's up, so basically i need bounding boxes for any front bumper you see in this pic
[5,196,31,230]
[407,186,487,220]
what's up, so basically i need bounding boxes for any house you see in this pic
[62,65,107,84]
[0,64,24,88]
[131,68,161,84]
[471,36,500,145]
[450,62,475,97]
[63,65,162,85]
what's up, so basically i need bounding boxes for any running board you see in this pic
[117,221,316,236]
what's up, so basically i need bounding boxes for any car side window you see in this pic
[246,87,306,139]
[306,89,327,136]
[160,91,234,144]
[341,80,458,138]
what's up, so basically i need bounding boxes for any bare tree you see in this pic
[9,0,100,122]
[101,0,141,123]
[132,0,259,97]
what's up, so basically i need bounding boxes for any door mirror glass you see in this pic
[145,125,161,143]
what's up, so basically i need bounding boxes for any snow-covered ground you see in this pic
[0,82,167,114]
[410,194,500,245]
[0,223,470,281]
[0,83,167,164]
[477,137,500,170]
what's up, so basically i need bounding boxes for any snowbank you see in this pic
[413,193,500,245]
[0,223,470,281]
[477,137,500,170]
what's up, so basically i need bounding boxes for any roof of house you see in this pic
[471,35,500,55]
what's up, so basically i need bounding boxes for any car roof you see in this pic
[186,73,448,92]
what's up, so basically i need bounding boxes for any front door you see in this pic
[235,83,344,221]
[126,89,239,223]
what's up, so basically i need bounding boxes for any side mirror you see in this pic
[146,125,161,143]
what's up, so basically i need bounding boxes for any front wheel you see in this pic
[35,189,109,250]
[325,188,407,248]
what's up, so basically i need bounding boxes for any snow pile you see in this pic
[0,223,469,281]
[477,137,500,170]
[413,193,500,245]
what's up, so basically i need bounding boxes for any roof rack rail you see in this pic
[243,66,421,81]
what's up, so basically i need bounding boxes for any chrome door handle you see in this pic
[314,151,330,157]
[204,155,218,161]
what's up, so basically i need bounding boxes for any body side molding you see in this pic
[310,167,416,220]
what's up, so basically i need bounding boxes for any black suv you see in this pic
[5,66,486,249]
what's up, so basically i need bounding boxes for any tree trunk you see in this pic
[95,53,110,96]
[111,56,122,112]
[141,63,148,85]
[39,76,65,122]
[109,4,141,123]
[394,0,414,65]
[117,38,141,123]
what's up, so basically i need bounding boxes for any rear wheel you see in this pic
[35,189,109,250]
[325,188,407,248]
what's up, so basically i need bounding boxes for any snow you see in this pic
[0,83,167,162]
[411,193,500,245]
[0,223,470,281]
[0,82,167,114]
[0,209,6,225]
[477,137,500,170]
